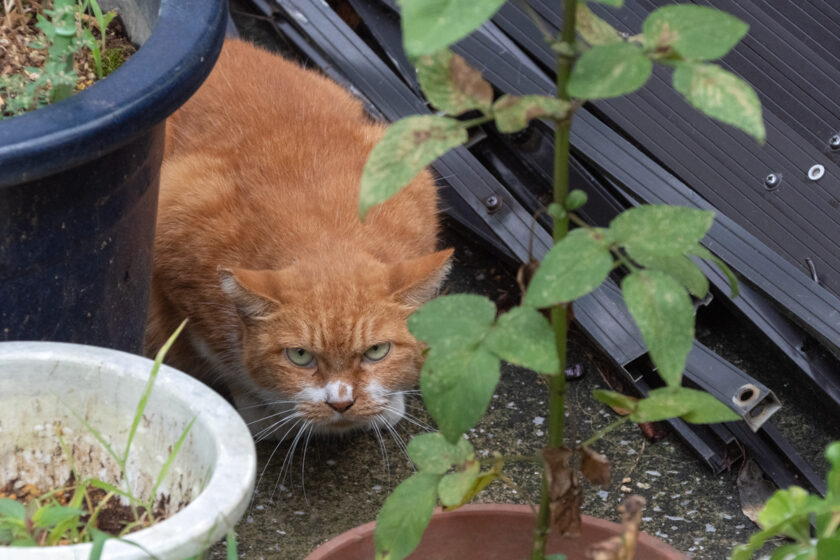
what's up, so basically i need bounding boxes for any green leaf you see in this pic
[407,432,474,474]
[484,307,559,374]
[817,537,840,558]
[360,115,467,219]
[421,347,500,443]
[90,529,109,560]
[0,499,25,521]
[610,205,715,257]
[10,533,37,546]
[576,3,621,46]
[630,387,698,423]
[408,294,496,354]
[673,62,765,143]
[758,486,811,541]
[566,190,588,211]
[678,389,740,424]
[546,556,568,560]
[643,5,748,61]
[568,42,652,99]
[770,544,813,560]
[374,473,441,560]
[524,228,613,308]
[633,253,709,298]
[415,49,493,115]
[32,505,82,529]
[592,389,638,413]
[492,94,571,133]
[438,462,480,507]
[758,486,810,528]
[547,203,566,220]
[826,441,840,497]
[400,0,507,58]
[444,462,502,510]
[622,270,694,386]
[690,245,739,298]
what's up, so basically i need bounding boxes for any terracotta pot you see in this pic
[305,504,687,560]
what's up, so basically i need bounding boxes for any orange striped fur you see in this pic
[145,40,452,438]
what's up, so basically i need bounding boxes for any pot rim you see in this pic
[305,503,687,560]
[0,0,227,189]
[0,341,257,559]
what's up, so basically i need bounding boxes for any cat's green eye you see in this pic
[285,347,315,368]
[364,342,391,362]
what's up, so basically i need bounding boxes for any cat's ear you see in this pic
[218,266,280,324]
[389,249,454,307]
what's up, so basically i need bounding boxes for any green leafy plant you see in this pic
[78,0,117,79]
[733,441,840,560]
[0,0,122,118]
[0,321,236,559]
[358,1,765,559]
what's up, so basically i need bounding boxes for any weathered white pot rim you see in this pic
[0,341,257,560]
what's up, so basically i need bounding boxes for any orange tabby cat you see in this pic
[145,39,452,440]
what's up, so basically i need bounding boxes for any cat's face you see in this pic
[219,249,452,438]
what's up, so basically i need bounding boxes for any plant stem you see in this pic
[460,114,495,129]
[478,454,542,466]
[532,1,578,559]
[579,417,630,449]
[49,0,77,103]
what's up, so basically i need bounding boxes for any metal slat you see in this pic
[514,0,840,303]
[273,0,550,263]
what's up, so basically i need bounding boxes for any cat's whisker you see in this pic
[247,408,299,426]
[253,412,302,442]
[238,400,299,411]
[254,417,304,504]
[300,424,315,505]
[371,415,391,485]
[381,389,421,397]
[381,406,432,433]
[382,420,411,467]
[274,420,309,498]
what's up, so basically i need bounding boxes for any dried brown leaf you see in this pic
[586,495,646,560]
[516,258,539,297]
[449,53,493,109]
[542,446,582,536]
[737,458,775,524]
[581,447,611,487]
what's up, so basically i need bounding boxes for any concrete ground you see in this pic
[212,6,838,559]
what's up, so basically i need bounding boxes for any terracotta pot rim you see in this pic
[305,503,686,560]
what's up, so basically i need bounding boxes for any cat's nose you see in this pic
[327,399,355,413]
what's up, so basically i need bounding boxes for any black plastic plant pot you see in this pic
[0,0,226,353]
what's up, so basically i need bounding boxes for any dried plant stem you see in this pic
[531,1,578,559]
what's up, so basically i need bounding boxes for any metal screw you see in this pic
[764,173,781,189]
[484,195,501,213]
[808,164,825,181]
[829,134,840,151]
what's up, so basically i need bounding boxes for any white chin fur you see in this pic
[232,390,406,441]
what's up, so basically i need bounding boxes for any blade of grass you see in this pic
[148,416,196,515]
[47,512,81,545]
[89,528,108,560]
[63,403,122,468]
[123,320,187,464]
[87,479,146,506]
[226,529,238,560]
[80,490,115,541]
